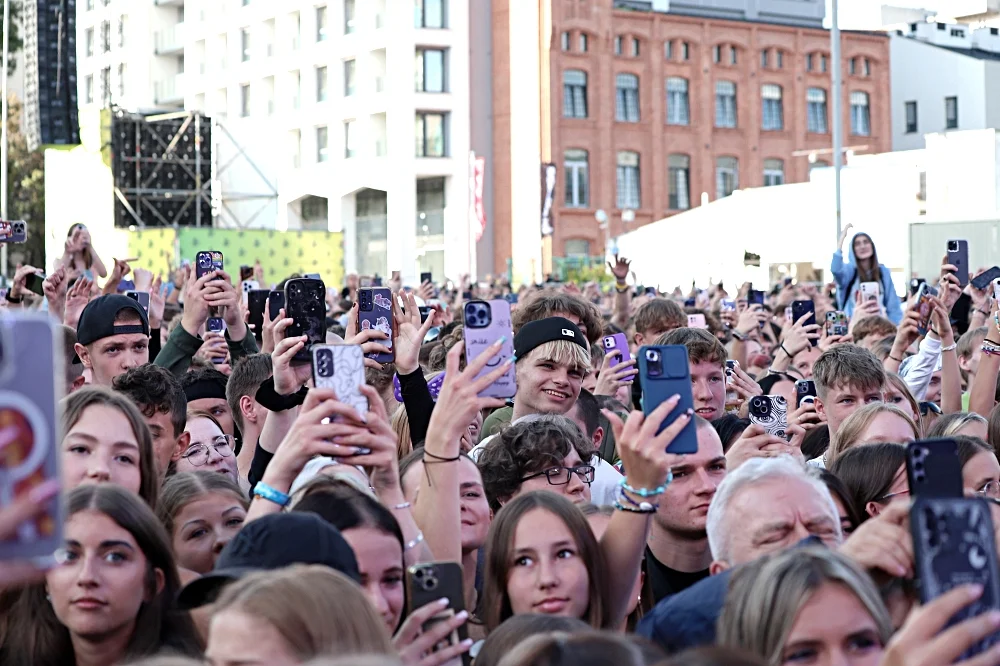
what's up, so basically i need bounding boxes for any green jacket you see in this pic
[479,406,513,442]
[154,323,259,377]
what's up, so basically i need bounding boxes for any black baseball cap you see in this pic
[513,316,587,362]
[177,512,360,609]
[76,294,150,346]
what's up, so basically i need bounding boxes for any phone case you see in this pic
[358,288,394,364]
[948,240,970,288]
[462,300,516,399]
[725,360,739,405]
[747,290,765,306]
[637,345,697,453]
[311,345,368,418]
[1,220,27,243]
[602,333,631,368]
[860,282,881,303]
[247,289,270,341]
[915,284,939,336]
[406,562,470,666]
[24,273,45,296]
[196,251,224,279]
[791,300,817,346]
[911,497,1000,659]
[795,380,817,408]
[206,317,226,334]
[826,311,848,336]
[907,439,964,499]
[748,395,788,439]
[268,290,285,320]
[0,315,63,562]
[972,267,1000,291]
[284,278,327,363]
[125,291,150,314]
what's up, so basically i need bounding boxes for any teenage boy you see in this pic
[226,354,273,486]
[655,328,729,422]
[74,294,151,386]
[512,291,603,347]
[632,298,687,349]
[113,364,189,482]
[812,344,885,438]
[181,367,236,438]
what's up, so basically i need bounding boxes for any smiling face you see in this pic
[853,235,874,262]
[170,492,247,575]
[174,416,238,483]
[514,352,585,417]
[401,457,491,553]
[690,359,726,421]
[62,405,142,495]
[506,508,590,619]
[780,582,884,666]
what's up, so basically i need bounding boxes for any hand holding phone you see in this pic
[462,300,515,398]
[637,345,697,452]
[946,239,970,288]
[196,250,224,279]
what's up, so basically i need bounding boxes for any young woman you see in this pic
[831,226,903,324]
[156,472,248,574]
[955,435,1000,499]
[0,485,200,664]
[60,223,108,280]
[61,386,159,509]
[884,373,920,425]
[829,442,908,521]
[204,565,393,665]
[172,410,239,484]
[826,403,919,464]
[927,411,989,441]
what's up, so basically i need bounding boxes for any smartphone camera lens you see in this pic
[645,349,659,362]
[948,241,959,252]
[422,575,438,592]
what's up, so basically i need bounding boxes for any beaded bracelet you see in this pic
[620,475,672,497]
[983,339,1000,357]
[614,500,657,514]
[618,488,659,513]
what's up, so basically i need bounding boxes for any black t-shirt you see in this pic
[645,546,710,604]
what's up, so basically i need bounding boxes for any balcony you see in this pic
[153,74,185,106]
[154,23,185,55]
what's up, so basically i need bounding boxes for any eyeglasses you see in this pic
[919,401,942,416]
[979,480,1000,499]
[521,465,595,486]
[879,489,910,502]
[182,435,235,466]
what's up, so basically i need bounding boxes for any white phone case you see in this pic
[311,344,369,418]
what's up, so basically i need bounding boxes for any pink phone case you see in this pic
[463,300,516,399]
[602,333,630,367]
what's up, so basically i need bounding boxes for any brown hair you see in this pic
[958,326,989,384]
[829,442,907,522]
[812,344,885,400]
[633,298,686,336]
[391,403,413,459]
[212,565,393,659]
[884,373,919,422]
[225,353,272,434]
[827,403,919,463]
[512,291,602,346]
[475,615,593,666]
[483,492,611,631]
[156,471,248,537]
[654,327,726,367]
[496,632,664,666]
[851,316,897,344]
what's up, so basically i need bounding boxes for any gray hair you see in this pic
[706,457,840,564]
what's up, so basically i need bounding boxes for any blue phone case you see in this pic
[637,345,698,454]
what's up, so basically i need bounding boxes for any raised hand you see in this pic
[725,424,793,471]
[270,313,312,395]
[101,257,136,295]
[344,302,391,369]
[148,276,166,329]
[593,351,637,397]
[392,291,436,375]
[63,277,94,329]
[603,395,691,489]
[0,479,60,590]
[394,599,472,666]
[42,266,68,319]
[608,254,631,282]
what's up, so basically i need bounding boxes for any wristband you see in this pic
[732,329,747,341]
[888,355,903,363]
[405,531,425,551]
[941,343,957,352]
[613,500,657,514]
[5,291,22,304]
[253,482,291,507]
[779,342,792,358]
[618,489,659,512]
[392,501,412,510]
[615,284,630,294]
[620,477,671,497]
[255,377,309,412]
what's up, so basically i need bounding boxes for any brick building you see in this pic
[480,0,891,280]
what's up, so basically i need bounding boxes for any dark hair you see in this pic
[512,291,602,346]
[817,468,862,534]
[829,442,907,522]
[60,325,84,386]
[711,415,750,452]
[291,478,404,552]
[477,415,596,513]
[156,471,248,537]
[573,388,601,438]
[851,233,883,283]
[0,486,200,664]
[495,631,664,666]
[756,373,795,397]
[659,647,768,666]
[225,354,272,434]
[800,424,831,461]
[114,363,188,438]
[179,367,229,397]
[474,614,593,666]
[654,328,726,367]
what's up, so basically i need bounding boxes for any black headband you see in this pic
[184,379,227,402]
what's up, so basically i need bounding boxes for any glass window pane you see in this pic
[425,50,444,92]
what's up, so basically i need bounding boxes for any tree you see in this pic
[5,94,44,268]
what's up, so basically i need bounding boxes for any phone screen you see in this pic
[24,272,45,296]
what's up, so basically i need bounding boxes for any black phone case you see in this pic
[973,267,1000,291]
[247,289,270,342]
[406,562,470,666]
[948,240,970,288]
[268,290,285,320]
[907,438,964,499]
[795,380,817,408]
[911,497,1000,659]
[791,300,817,346]
[284,278,326,363]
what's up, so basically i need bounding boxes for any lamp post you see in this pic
[831,0,843,243]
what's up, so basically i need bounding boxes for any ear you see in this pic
[591,426,604,450]
[146,567,166,602]
[70,374,87,392]
[74,342,92,370]
[239,395,257,425]
[709,560,730,576]
[865,501,883,518]
[172,431,190,462]
[633,332,644,348]
[814,396,827,420]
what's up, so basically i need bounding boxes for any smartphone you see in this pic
[914,283,939,337]
[725,359,739,406]
[247,289,270,342]
[906,438,964,499]
[125,290,150,314]
[0,220,27,243]
[602,333,631,368]
[23,272,45,297]
[268,290,285,320]
[0,316,63,564]
[357,287,394,364]
[405,562,470,666]
[420,271,432,285]
[910,277,927,297]
[720,299,736,312]
[972,267,1000,291]
[206,317,226,334]
[683,297,696,307]
[284,278,327,364]
[747,290,765,306]
[418,306,432,324]
[311,344,369,419]
[994,279,1000,306]
[372,276,383,287]
[195,250,224,279]
[826,311,848,336]
[947,239,970,288]
[859,282,881,304]
[503,293,519,305]
[795,379,817,408]
[240,279,260,299]
[911,496,1000,660]
[462,300,516,399]
[748,395,789,439]
[791,300,817,346]
[637,345,697,453]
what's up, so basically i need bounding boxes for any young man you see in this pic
[958,326,987,392]
[632,298,687,349]
[656,328,728,422]
[645,418,727,603]
[812,344,885,438]
[225,354,273,485]
[74,294,151,387]
[851,316,897,350]
[113,364,189,482]
[181,367,235,438]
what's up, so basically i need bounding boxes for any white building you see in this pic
[75,0,473,284]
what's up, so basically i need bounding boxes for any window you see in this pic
[946,96,958,129]
[713,45,721,63]
[345,0,356,34]
[416,112,446,157]
[240,83,250,116]
[763,158,784,187]
[563,69,587,119]
[715,80,737,128]
[807,87,828,133]
[564,149,589,208]
[241,27,250,61]
[317,5,328,41]
[291,70,301,109]
[85,75,94,103]
[668,154,690,210]
[414,0,445,29]
[760,49,769,68]
[777,50,784,68]
[682,42,690,60]
[317,65,329,101]
[100,67,110,105]
[849,57,856,75]
[616,151,640,209]
[951,28,965,37]
[665,40,673,60]
[344,59,356,96]
[290,11,301,50]
[100,21,110,53]
[820,54,828,72]
[632,38,640,57]
[716,156,739,199]
[564,239,591,258]
[905,101,918,134]
[117,15,125,48]
[579,34,588,52]
[730,46,737,65]
[806,53,814,71]
[416,48,446,93]
[117,63,126,98]
[85,28,94,57]
[317,126,329,162]
[615,36,623,55]
[761,84,783,131]
[615,73,639,123]
[850,91,870,136]
[561,31,570,51]
[345,120,357,157]
[290,129,302,167]
[666,77,689,126]
[863,58,871,76]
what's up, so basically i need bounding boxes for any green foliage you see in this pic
[6,94,45,268]
[0,0,23,75]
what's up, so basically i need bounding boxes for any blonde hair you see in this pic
[212,565,393,660]
[391,404,412,459]
[519,339,592,373]
[827,403,918,463]
[885,373,920,422]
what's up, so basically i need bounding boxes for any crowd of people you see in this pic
[2,222,1000,666]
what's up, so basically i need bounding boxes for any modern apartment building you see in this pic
[76,0,472,284]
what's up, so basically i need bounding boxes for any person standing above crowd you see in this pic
[831,224,903,324]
